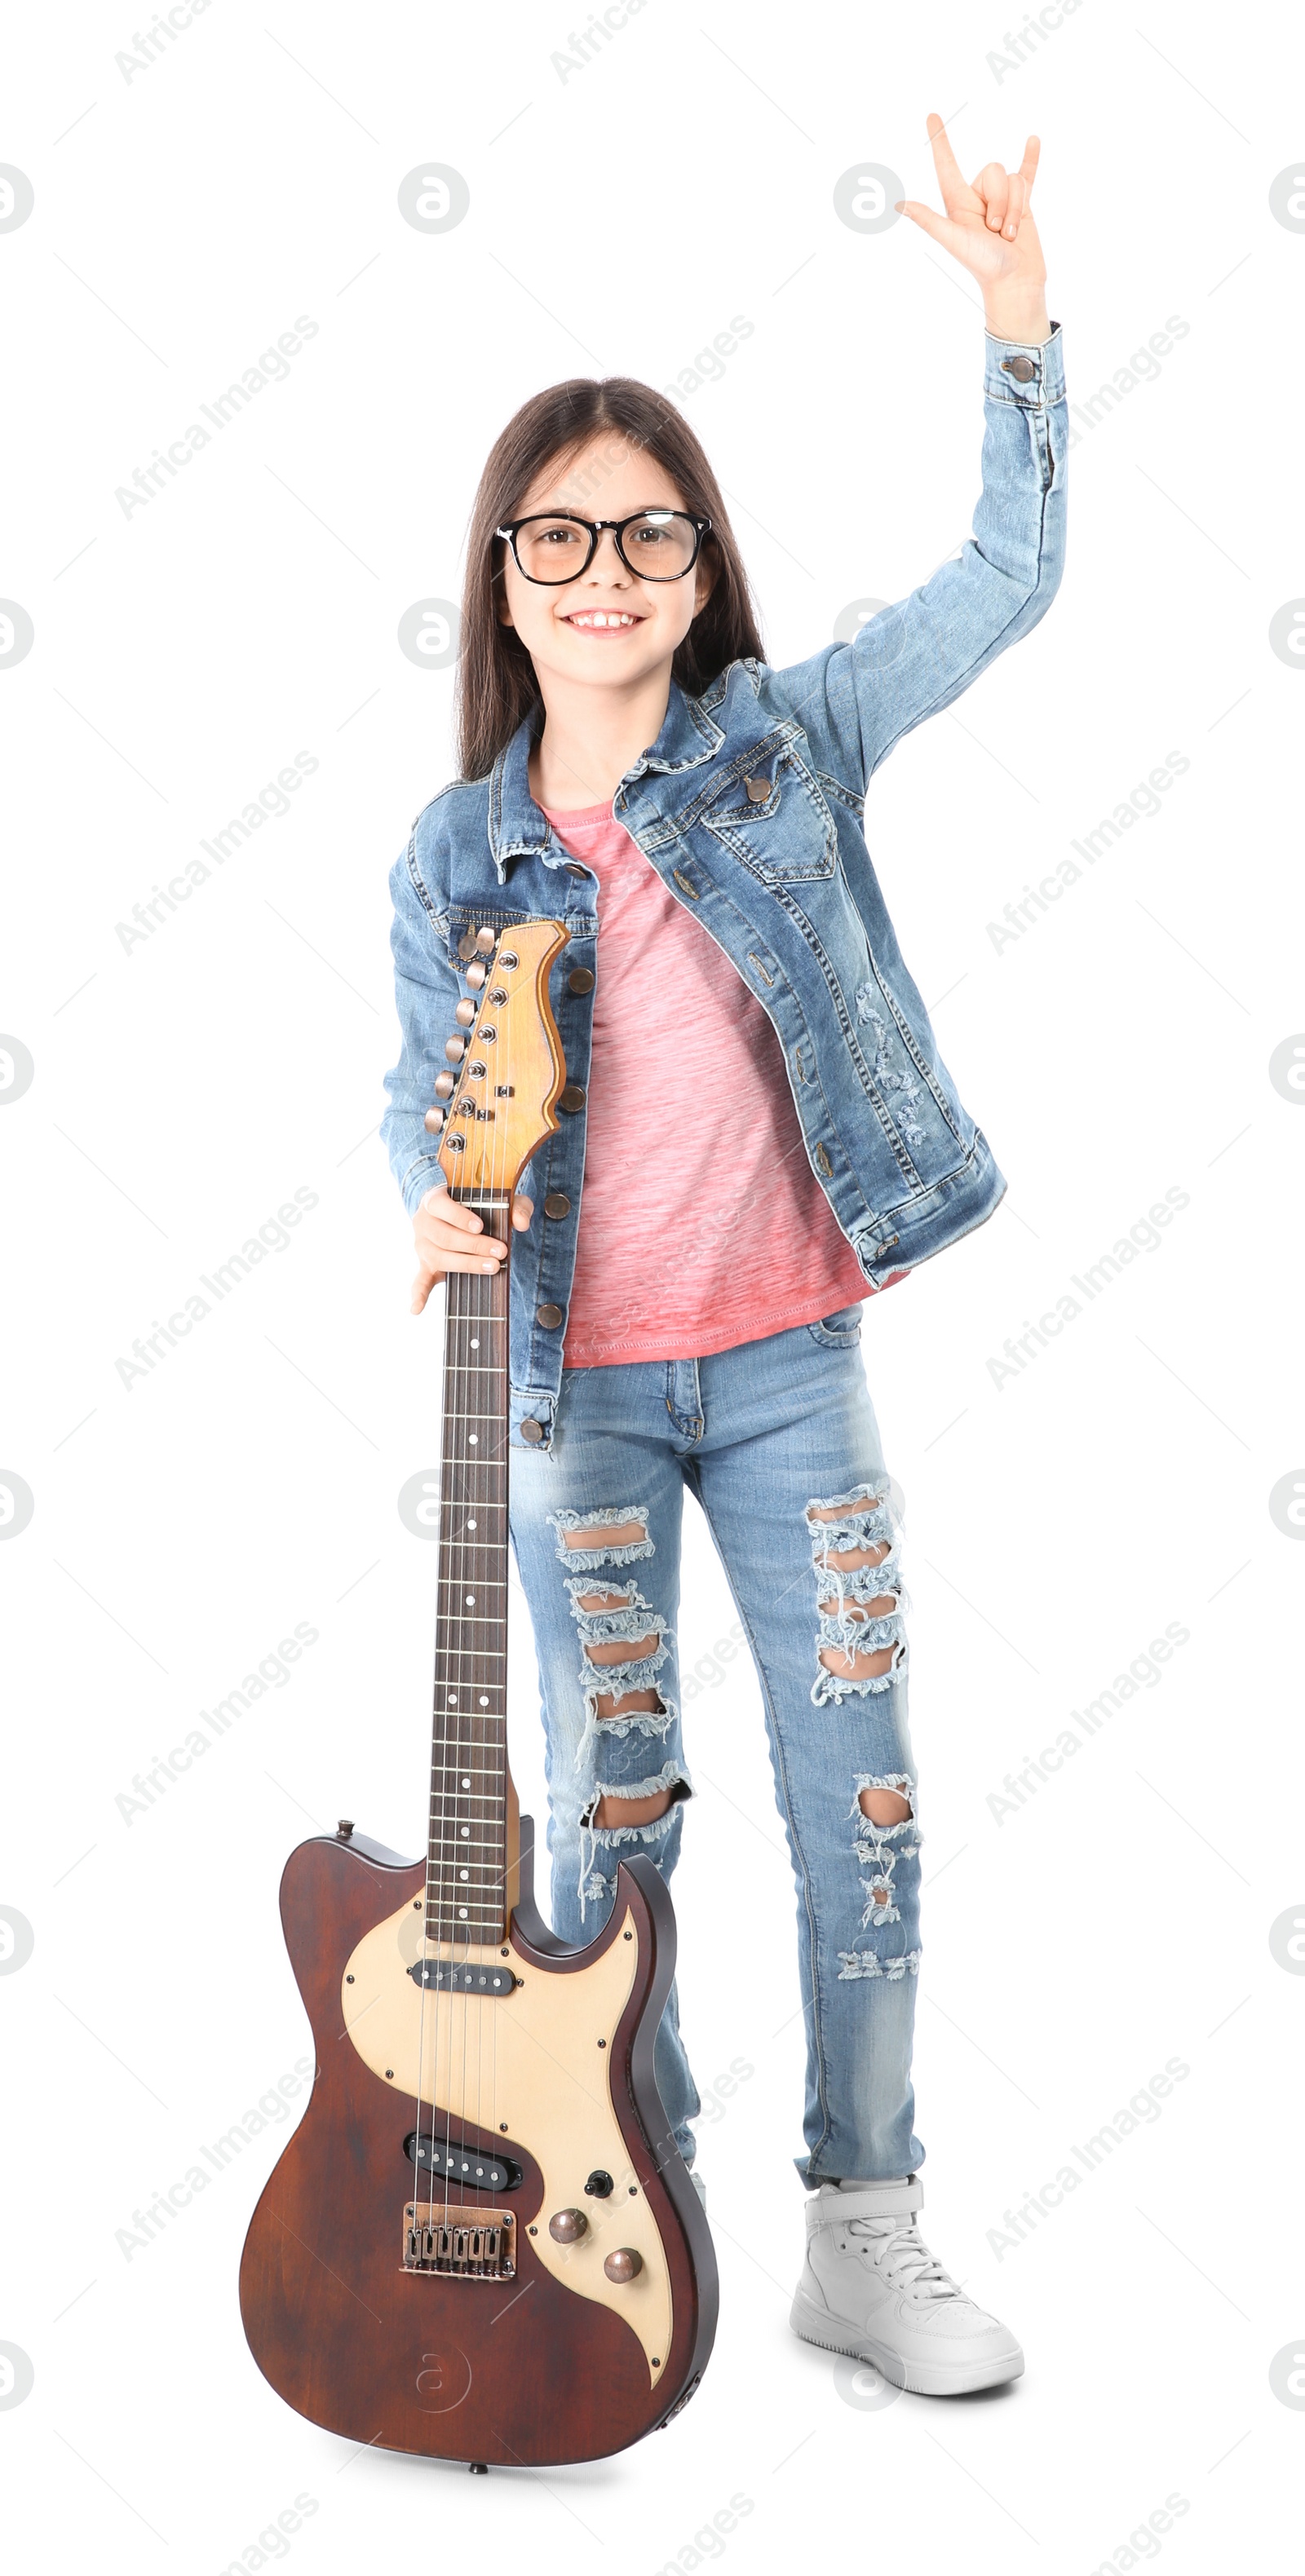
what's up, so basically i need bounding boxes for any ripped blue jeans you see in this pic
[508,1307,922,2187]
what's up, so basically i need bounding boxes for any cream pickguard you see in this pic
[341,1893,672,2380]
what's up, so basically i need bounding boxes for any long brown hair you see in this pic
[454,378,764,782]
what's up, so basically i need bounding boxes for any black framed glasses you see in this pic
[494,509,710,585]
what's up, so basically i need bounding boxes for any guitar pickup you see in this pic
[404,2133,521,2192]
[409,1958,515,1995]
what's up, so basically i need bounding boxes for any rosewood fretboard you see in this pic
[427,1192,513,1945]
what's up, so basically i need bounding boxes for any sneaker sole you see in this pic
[790,2287,1024,2397]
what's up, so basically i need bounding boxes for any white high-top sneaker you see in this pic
[790,2176,1024,2396]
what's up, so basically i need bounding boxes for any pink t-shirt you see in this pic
[542,802,891,1368]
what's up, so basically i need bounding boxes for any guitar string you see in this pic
[418,926,531,2247]
[444,929,506,2232]
[486,933,515,2213]
[461,952,495,2221]
[433,976,476,2234]
[458,943,505,2227]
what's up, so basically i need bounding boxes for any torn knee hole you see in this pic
[593,1686,664,1718]
[818,1593,897,1621]
[859,1785,913,1826]
[590,1785,674,1828]
[820,1540,891,1574]
[582,1632,661,1668]
[820,1643,900,1682]
[564,1520,647,1553]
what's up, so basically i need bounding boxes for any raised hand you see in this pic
[896,113,1051,345]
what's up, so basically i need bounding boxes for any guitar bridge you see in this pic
[403,2205,516,2279]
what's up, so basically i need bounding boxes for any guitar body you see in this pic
[240,1824,716,2465]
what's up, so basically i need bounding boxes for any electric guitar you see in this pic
[239,918,717,2468]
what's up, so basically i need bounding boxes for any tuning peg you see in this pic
[454,998,476,1027]
[423,1106,445,1133]
[445,1035,465,1063]
[476,925,495,953]
[434,1070,455,1099]
[465,961,487,989]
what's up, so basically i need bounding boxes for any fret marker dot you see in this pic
[459,1869,469,1880]
[467,1434,478,1445]
[462,1778,471,1788]
[467,1518,477,1531]
[478,1695,489,1707]
[460,1826,471,1838]
[465,1593,476,1605]
[458,1907,467,1919]
[470,1338,479,1350]
[447,1691,458,1704]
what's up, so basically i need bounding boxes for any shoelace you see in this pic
[845,2215,963,2303]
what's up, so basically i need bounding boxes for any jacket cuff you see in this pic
[402,1151,446,1215]
[983,319,1064,409]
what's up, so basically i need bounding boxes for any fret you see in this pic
[427,1912,505,1928]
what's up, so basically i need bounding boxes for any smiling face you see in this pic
[496,434,714,705]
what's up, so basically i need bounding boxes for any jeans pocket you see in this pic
[806,1301,865,1346]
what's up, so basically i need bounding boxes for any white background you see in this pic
[2,1,1303,2569]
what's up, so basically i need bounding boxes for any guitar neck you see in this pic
[427,1192,515,1946]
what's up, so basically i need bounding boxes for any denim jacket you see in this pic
[383,324,1067,1451]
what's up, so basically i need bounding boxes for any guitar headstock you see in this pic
[423,919,570,1199]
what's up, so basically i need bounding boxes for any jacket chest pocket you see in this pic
[440,902,529,972]
[698,740,838,883]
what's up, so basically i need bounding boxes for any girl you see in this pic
[383,117,1064,2397]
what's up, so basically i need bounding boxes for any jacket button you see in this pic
[558,1084,586,1113]
[564,862,587,879]
[1001,354,1037,382]
[536,1303,564,1329]
[520,1418,545,1444]
[568,966,595,994]
[543,1192,571,1220]
[743,775,771,803]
